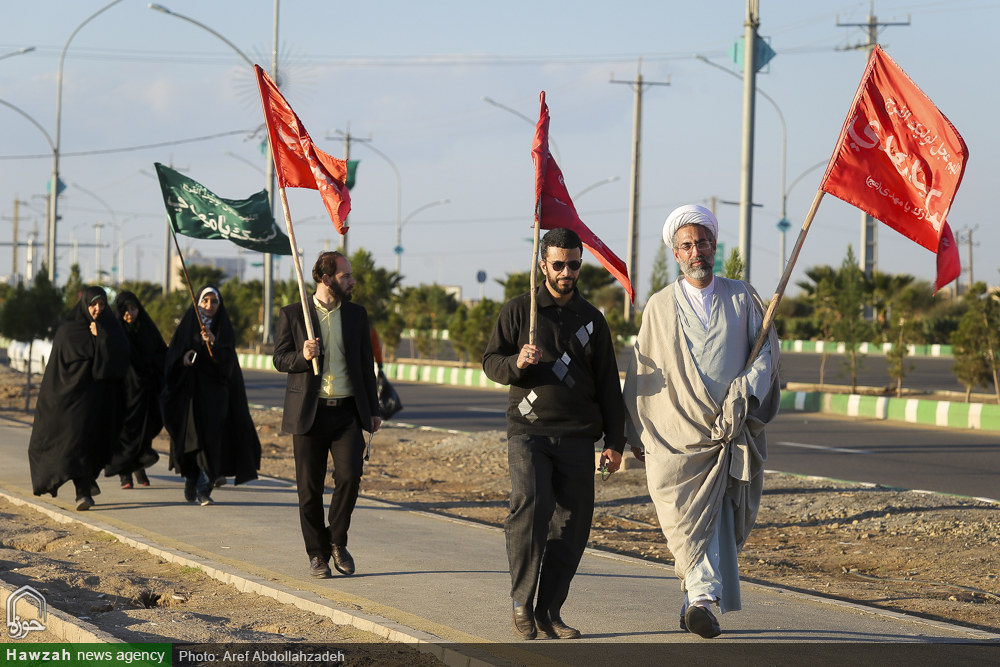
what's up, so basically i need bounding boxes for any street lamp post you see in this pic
[71,182,121,284]
[149,1,280,346]
[397,199,450,282]
[51,0,126,283]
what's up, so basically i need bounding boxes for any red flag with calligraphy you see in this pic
[532,92,633,302]
[819,46,967,293]
[254,65,351,234]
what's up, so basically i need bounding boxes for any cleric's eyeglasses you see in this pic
[548,260,582,272]
[675,240,712,254]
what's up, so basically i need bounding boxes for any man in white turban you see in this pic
[623,204,780,638]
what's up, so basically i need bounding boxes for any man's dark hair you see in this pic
[539,228,583,259]
[312,251,346,283]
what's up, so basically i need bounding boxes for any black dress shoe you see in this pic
[331,545,355,575]
[309,556,332,578]
[535,608,582,639]
[75,496,94,511]
[684,604,722,639]
[512,601,536,640]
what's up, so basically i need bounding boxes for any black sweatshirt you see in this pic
[482,285,626,452]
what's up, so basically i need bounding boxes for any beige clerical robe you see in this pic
[623,277,780,606]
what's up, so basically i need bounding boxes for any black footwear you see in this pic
[309,556,332,578]
[512,601,536,640]
[331,545,355,575]
[535,608,582,639]
[75,496,94,511]
[197,493,214,506]
[135,470,150,487]
[183,478,197,504]
[679,612,688,631]
[684,604,722,639]
[214,476,227,488]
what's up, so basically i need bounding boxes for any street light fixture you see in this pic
[51,0,127,283]
[0,47,35,62]
[483,96,561,161]
[397,199,450,282]
[574,176,619,200]
[149,1,281,346]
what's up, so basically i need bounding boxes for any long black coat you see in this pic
[160,287,260,484]
[104,291,166,477]
[29,288,130,497]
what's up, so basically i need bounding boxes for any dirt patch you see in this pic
[0,367,998,647]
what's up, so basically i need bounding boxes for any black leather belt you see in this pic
[319,396,352,407]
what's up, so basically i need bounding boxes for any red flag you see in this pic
[819,46,968,293]
[254,65,351,234]
[532,92,634,303]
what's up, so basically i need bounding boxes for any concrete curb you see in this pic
[238,354,1000,433]
[0,490,497,666]
[0,578,120,643]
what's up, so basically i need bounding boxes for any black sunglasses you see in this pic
[548,260,582,272]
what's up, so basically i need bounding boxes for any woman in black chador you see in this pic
[161,286,260,505]
[28,286,130,510]
[105,291,166,489]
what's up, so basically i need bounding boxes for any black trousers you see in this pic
[505,434,596,614]
[292,402,365,560]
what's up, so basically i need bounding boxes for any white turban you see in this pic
[662,204,719,246]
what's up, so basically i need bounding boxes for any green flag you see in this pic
[346,159,359,191]
[154,162,292,255]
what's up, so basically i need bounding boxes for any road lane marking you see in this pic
[462,407,507,414]
[775,441,869,454]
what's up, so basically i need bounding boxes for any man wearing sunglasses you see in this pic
[483,227,626,640]
[623,204,780,639]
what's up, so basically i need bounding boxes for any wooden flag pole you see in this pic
[745,189,826,369]
[170,225,214,360]
[277,186,320,375]
[528,203,541,346]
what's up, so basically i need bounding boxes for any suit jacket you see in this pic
[273,297,379,436]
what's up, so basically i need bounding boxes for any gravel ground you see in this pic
[1,366,998,650]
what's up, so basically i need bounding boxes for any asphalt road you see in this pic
[245,363,1000,501]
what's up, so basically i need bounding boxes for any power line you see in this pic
[0,128,258,160]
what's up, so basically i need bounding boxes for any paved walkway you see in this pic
[0,421,996,664]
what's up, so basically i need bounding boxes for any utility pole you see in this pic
[336,124,368,257]
[956,226,978,295]
[611,60,669,321]
[738,0,759,284]
[12,198,20,284]
[838,1,910,283]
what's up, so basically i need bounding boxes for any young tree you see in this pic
[723,247,745,281]
[885,285,921,398]
[648,243,672,298]
[832,247,872,393]
[951,283,999,402]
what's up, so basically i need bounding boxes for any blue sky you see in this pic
[2,0,998,305]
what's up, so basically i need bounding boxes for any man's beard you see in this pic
[332,282,353,302]
[680,254,713,281]
[547,273,577,295]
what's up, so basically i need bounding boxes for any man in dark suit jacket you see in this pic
[273,251,382,578]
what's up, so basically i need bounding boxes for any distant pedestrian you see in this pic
[623,205,781,638]
[161,286,260,505]
[273,252,381,579]
[483,227,626,640]
[105,291,166,489]
[29,286,130,510]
